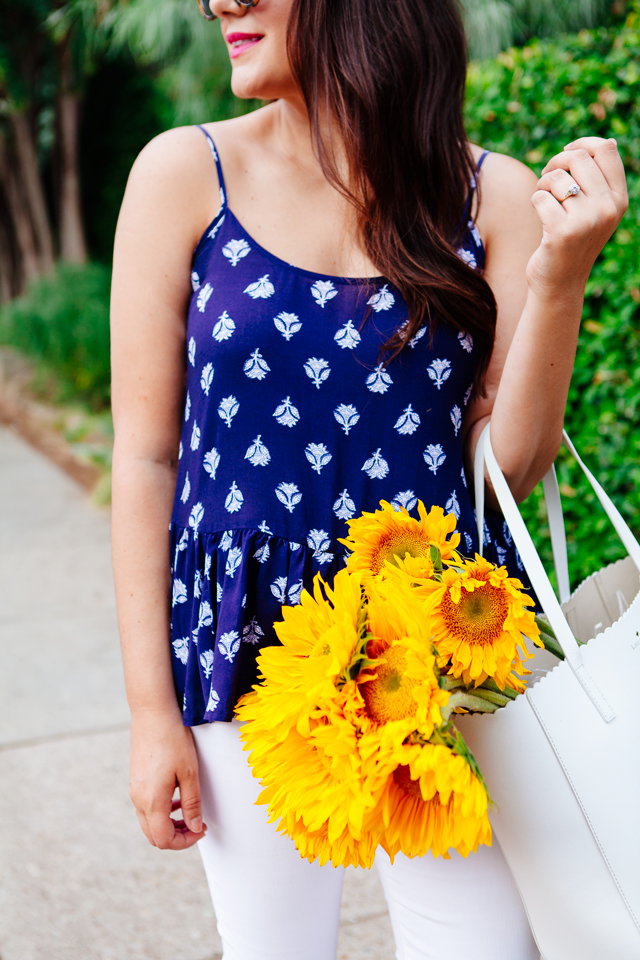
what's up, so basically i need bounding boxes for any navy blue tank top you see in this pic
[170,127,524,726]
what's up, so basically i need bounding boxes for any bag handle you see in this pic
[475,425,618,722]
[476,431,572,604]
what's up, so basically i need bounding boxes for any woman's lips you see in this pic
[226,32,264,58]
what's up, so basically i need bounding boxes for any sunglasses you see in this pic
[197,0,260,19]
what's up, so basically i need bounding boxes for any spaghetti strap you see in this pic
[463,150,490,221]
[475,150,490,176]
[196,124,228,208]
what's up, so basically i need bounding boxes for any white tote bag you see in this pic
[455,424,640,960]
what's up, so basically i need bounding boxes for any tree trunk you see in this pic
[9,111,56,275]
[0,209,15,302]
[0,132,40,290]
[57,41,87,264]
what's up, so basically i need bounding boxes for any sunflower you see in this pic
[239,682,383,868]
[371,740,492,860]
[236,568,366,737]
[340,500,460,577]
[407,554,541,689]
[354,582,451,800]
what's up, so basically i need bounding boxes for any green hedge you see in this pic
[465,6,640,588]
[0,263,111,409]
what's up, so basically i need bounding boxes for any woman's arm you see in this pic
[111,126,220,849]
[466,137,628,504]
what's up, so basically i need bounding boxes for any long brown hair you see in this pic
[287,0,497,390]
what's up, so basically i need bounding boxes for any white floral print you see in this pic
[243,617,264,644]
[424,444,446,474]
[244,349,270,380]
[172,637,189,664]
[273,396,300,427]
[276,481,302,513]
[225,481,244,513]
[367,284,394,311]
[458,331,474,353]
[450,405,462,436]
[305,442,332,474]
[445,490,460,519]
[218,630,240,662]
[274,312,302,341]
[203,447,220,479]
[307,529,333,564]
[427,359,452,390]
[334,320,361,349]
[197,283,213,313]
[172,579,188,607]
[391,490,417,512]
[366,363,393,394]
[245,436,271,466]
[225,547,242,578]
[333,403,359,435]
[188,502,204,536]
[333,489,356,520]
[200,363,214,395]
[222,238,251,266]
[213,310,236,342]
[362,449,389,479]
[311,279,337,307]
[244,274,275,299]
[218,395,239,427]
[304,358,331,388]
[394,404,420,436]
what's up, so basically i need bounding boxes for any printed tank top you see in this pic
[170,126,525,726]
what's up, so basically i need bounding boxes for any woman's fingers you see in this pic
[542,138,627,201]
[541,148,610,198]
[536,168,583,205]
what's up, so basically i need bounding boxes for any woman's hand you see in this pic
[129,709,207,850]
[527,137,628,298]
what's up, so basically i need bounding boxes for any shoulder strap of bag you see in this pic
[475,425,626,722]
[476,432,571,601]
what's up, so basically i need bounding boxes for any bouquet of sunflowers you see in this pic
[236,501,554,868]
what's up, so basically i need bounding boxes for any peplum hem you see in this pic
[169,524,347,725]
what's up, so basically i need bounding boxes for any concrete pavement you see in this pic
[0,424,394,960]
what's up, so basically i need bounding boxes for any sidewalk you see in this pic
[0,425,394,960]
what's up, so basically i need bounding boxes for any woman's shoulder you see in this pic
[468,143,541,248]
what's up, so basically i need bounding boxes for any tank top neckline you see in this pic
[194,124,488,287]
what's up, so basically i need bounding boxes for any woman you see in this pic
[110,0,627,957]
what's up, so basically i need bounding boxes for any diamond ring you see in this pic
[561,184,581,201]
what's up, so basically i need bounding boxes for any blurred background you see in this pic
[0,3,638,957]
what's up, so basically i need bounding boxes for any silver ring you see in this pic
[561,184,581,201]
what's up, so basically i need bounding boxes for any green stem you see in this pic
[446,691,500,714]
[479,677,519,701]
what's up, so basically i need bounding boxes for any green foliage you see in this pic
[0,263,111,408]
[80,55,168,261]
[465,6,640,587]
[462,0,617,59]
[101,0,258,127]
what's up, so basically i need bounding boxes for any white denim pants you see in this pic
[192,720,539,960]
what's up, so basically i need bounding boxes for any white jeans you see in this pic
[192,720,539,960]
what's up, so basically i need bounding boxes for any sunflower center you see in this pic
[393,764,423,800]
[440,579,509,645]
[361,645,418,724]
[372,531,429,574]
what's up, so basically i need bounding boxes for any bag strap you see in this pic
[542,465,571,604]
[475,425,617,722]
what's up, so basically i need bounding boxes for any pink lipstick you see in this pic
[226,32,264,58]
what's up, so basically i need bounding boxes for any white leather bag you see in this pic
[455,424,640,960]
